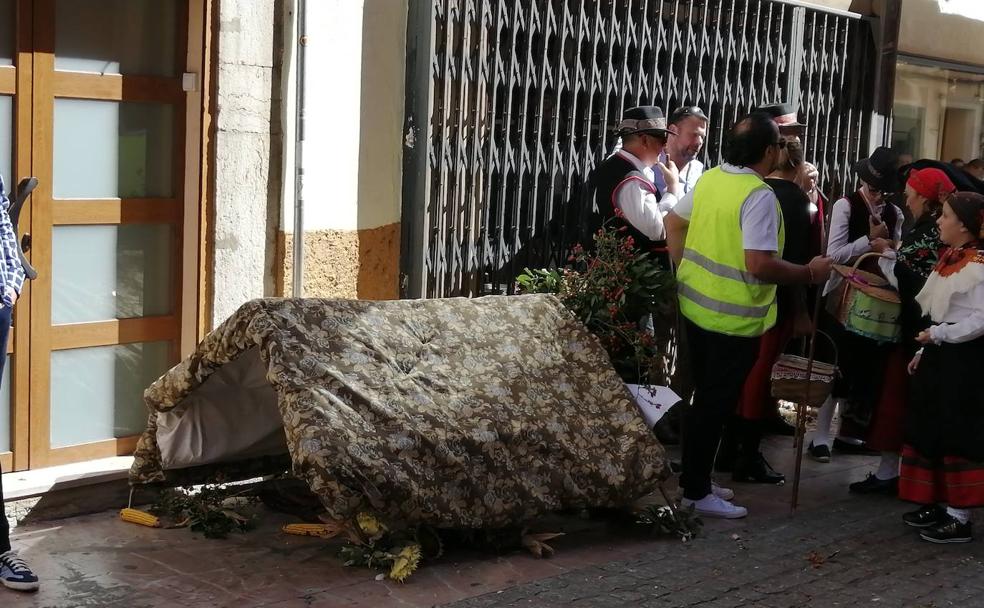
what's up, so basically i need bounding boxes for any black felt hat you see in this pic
[617,106,678,137]
[854,146,901,192]
[755,102,805,129]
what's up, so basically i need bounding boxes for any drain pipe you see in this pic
[292,0,308,297]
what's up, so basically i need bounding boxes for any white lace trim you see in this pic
[915,261,984,322]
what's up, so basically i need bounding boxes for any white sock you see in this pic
[812,396,837,447]
[946,506,971,524]
[875,452,899,480]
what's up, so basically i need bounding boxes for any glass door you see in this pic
[27,0,187,468]
[1,0,34,473]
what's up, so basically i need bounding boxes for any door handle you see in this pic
[10,177,38,280]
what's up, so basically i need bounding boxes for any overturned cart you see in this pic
[129,294,668,528]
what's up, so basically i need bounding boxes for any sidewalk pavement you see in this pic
[3,436,980,608]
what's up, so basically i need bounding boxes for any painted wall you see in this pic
[895,0,984,65]
[278,0,407,299]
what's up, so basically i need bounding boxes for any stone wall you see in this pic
[210,0,282,327]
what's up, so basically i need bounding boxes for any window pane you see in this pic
[0,0,13,67]
[0,96,11,187]
[0,355,11,453]
[50,342,170,448]
[892,61,984,162]
[52,224,173,324]
[53,99,174,199]
[55,0,177,77]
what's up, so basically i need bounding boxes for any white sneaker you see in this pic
[711,482,735,501]
[681,493,748,519]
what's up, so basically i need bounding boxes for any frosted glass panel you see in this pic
[0,96,11,186]
[54,100,174,198]
[50,342,170,448]
[52,225,173,324]
[55,0,177,76]
[0,1,13,67]
[0,356,11,453]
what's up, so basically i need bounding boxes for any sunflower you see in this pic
[356,512,387,541]
[388,544,422,582]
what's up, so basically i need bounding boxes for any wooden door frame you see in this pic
[25,0,199,469]
[1,0,34,473]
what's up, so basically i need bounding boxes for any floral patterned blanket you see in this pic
[129,295,667,528]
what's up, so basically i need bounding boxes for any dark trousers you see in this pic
[680,318,760,500]
[0,304,12,553]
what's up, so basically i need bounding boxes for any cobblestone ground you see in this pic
[446,496,984,608]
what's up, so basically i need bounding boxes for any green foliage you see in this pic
[516,222,676,383]
[635,503,703,542]
[151,484,257,539]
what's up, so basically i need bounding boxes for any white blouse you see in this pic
[916,256,984,344]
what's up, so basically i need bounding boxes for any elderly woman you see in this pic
[848,168,955,494]
[899,191,984,543]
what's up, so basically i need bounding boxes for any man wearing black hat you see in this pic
[587,106,681,251]
[808,147,905,468]
[653,106,708,198]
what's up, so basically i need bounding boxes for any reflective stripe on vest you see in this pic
[676,167,785,337]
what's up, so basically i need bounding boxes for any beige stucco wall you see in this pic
[894,0,984,66]
[277,223,401,299]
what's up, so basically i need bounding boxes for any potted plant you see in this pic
[516,221,678,423]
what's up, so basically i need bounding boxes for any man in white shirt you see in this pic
[653,106,708,201]
[585,106,680,251]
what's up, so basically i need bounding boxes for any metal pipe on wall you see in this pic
[292,0,307,297]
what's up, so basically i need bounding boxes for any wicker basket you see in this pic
[770,331,838,408]
[826,252,902,343]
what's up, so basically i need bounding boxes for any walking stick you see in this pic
[790,198,829,515]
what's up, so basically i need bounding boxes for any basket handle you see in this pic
[810,329,839,368]
[850,251,889,274]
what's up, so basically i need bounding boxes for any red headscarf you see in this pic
[906,167,955,202]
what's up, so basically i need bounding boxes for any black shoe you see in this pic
[732,453,785,485]
[903,504,946,529]
[920,516,973,544]
[807,441,831,463]
[832,437,878,456]
[763,415,797,437]
[849,473,899,495]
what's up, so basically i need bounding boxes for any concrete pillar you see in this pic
[210,0,283,327]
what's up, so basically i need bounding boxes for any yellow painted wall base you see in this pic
[277,223,400,300]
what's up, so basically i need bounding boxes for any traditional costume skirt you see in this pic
[899,336,984,508]
[736,317,794,420]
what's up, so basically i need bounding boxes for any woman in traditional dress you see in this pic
[900,191,984,543]
[848,168,954,494]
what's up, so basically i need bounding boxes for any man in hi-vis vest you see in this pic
[664,112,832,519]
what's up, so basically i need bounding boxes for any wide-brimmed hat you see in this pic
[854,147,900,192]
[755,102,806,130]
[617,106,677,137]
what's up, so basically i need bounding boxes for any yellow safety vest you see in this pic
[676,167,785,337]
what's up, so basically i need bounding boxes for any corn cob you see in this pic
[281,522,343,539]
[120,508,161,528]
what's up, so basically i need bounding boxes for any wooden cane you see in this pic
[790,198,829,515]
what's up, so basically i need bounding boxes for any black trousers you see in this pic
[0,304,12,553]
[679,318,760,500]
